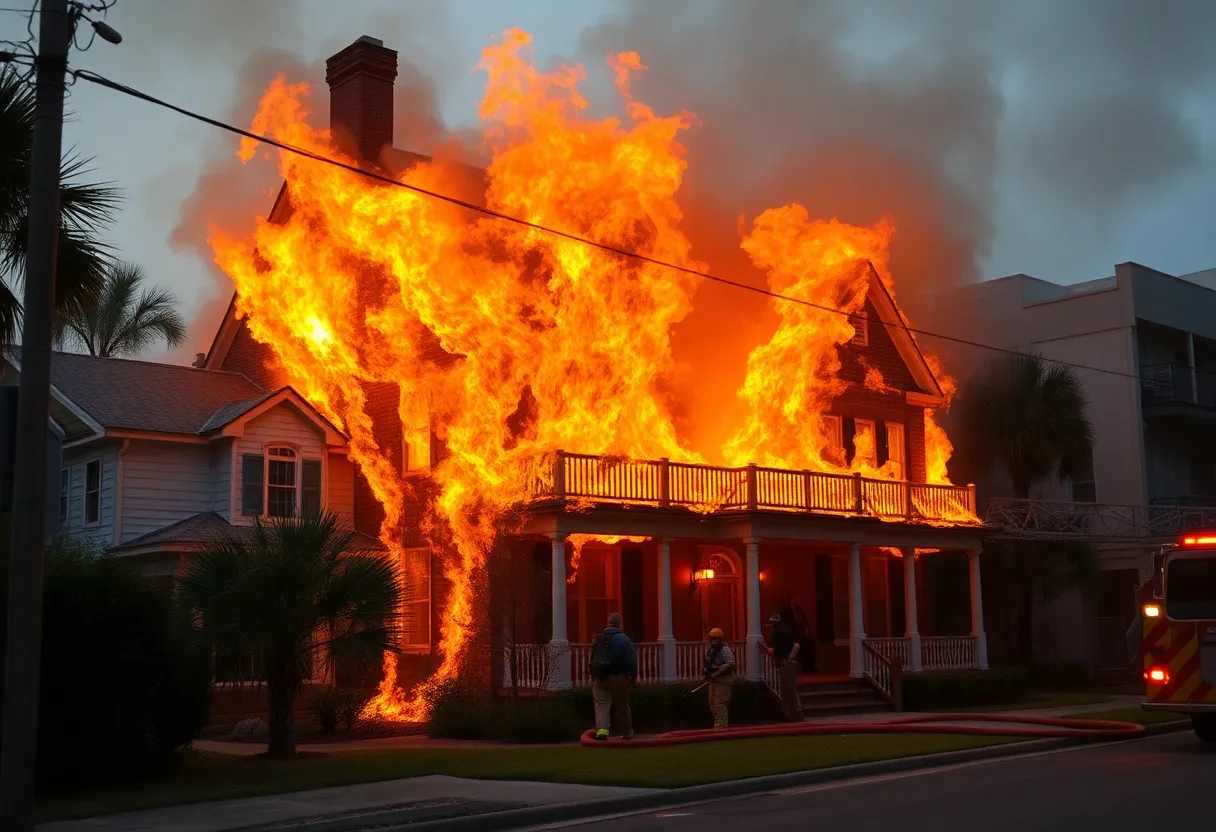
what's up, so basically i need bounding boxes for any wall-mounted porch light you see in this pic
[692,567,715,588]
[759,571,766,586]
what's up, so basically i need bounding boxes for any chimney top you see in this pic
[326,36,398,164]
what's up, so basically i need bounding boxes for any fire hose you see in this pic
[579,712,1146,747]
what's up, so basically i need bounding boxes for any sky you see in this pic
[3,0,1216,362]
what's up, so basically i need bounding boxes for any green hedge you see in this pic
[901,668,1031,710]
[306,687,374,733]
[429,679,775,742]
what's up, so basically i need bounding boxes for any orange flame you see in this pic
[210,29,972,721]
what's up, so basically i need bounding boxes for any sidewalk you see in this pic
[39,696,1155,832]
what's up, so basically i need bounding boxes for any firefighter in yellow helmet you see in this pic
[703,627,736,728]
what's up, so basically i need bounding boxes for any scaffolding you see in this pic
[983,497,1216,543]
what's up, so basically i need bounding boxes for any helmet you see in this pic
[708,627,725,639]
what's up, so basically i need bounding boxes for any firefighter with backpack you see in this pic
[590,613,638,741]
[704,627,736,728]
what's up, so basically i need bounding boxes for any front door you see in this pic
[702,580,740,640]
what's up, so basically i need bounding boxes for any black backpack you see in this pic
[590,632,617,679]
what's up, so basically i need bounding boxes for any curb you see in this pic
[333,720,1187,832]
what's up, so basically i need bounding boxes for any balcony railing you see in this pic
[534,451,979,524]
[986,497,1216,540]
[1140,363,1216,409]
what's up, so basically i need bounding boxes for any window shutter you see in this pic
[876,422,890,466]
[241,454,264,516]
[302,459,322,517]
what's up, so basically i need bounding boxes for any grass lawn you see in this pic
[1074,707,1188,726]
[40,732,1023,823]
[951,691,1113,713]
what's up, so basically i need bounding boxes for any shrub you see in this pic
[427,680,498,741]
[1031,661,1090,690]
[902,668,1032,710]
[0,530,212,790]
[498,698,581,743]
[306,687,372,733]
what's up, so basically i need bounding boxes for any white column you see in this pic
[848,543,866,678]
[1188,331,1198,404]
[902,546,922,671]
[549,532,572,689]
[744,537,763,681]
[968,549,989,670]
[658,537,677,682]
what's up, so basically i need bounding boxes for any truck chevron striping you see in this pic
[1140,536,1216,739]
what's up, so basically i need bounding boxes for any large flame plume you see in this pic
[210,28,965,721]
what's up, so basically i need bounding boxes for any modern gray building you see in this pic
[922,261,1216,675]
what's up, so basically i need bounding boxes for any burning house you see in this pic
[8,31,991,722]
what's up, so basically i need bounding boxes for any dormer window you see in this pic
[241,446,322,518]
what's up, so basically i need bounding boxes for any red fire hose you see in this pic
[579,712,1146,747]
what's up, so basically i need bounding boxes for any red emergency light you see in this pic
[1144,666,1170,684]
[1181,534,1216,546]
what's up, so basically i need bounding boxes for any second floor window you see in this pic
[242,447,322,518]
[84,460,101,526]
[267,447,298,518]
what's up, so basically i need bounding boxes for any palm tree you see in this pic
[960,352,1094,499]
[0,69,122,345]
[959,352,1096,666]
[58,261,187,357]
[177,512,403,757]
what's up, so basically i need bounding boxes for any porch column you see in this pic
[848,542,866,678]
[658,537,677,682]
[902,546,923,671]
[968,548,989,670]
[549,532,572,689]
[744,537,763,681]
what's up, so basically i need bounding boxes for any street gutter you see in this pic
[329,719,1190,832]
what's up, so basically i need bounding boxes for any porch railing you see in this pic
[862,640,902,710]
[538,451,978,524]
[502,640,749,689]
[863,636,979,671]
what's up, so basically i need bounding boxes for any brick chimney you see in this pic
[325,35,397,166]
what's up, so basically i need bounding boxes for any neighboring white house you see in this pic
[0,351,376,578]
[921,260,1216,675]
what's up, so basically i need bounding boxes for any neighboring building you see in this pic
[0,351,374,579]
[201,35,994,712]
[923,261,1216,676]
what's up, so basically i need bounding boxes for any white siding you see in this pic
[328,450,355,525]
[61,444,118,548]
[233,402,326,525]
[213,439,233,521]
[119,440,216,542]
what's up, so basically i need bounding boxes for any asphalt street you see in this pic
[569,732,1215,831]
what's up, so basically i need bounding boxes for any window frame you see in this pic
[402,548,433,652]
[885,421,907,481]
[852,418,878,468]
[84,458,101,527]
[58,466,70,525]
[265,445,299,519]
[1071,449,1097,503]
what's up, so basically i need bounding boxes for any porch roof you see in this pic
[522,501,991,551]
[109,511,386,556]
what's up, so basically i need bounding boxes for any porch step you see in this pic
[796,678,891,719]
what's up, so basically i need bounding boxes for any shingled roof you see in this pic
[110,511,386,553]
[48,352,266,435]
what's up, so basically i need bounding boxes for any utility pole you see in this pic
[1,1,74,828]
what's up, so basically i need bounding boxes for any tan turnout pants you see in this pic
[779,659,801,721]
[709,676,733,728]
[592,675,633,737]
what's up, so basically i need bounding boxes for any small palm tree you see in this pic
[177,512,403,757]
[960,352,1096,666]
[960,352,1095,499]
[57,261,186,357]
[0,69,122,344]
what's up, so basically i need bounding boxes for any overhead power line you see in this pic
[73,68,1155,386]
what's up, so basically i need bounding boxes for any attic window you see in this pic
[849,313,869,347]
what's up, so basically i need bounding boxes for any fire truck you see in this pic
[1141,533,1216,741]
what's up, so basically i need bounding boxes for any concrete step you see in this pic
[801,699,894,719]
[797,679,890,718]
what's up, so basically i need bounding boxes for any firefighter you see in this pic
[703,627,736,728]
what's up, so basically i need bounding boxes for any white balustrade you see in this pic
[507,641,763,688]
[921,636,977,669]
[864,637,910,669]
